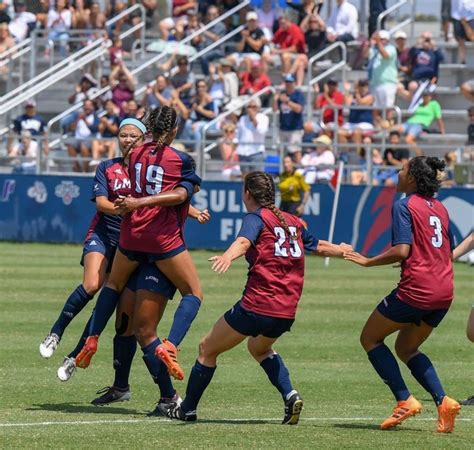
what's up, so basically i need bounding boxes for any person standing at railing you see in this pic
[236,97,269,176]
[47,0,72,57]
[198,5,227,76]
[274,73,305,164]
[110,60,136,116]
[451,0,474,64]
[368,0,386,38]
[326,0,358,44]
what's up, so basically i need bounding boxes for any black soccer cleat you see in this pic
[91,386,131,406]
[282,391,303,425]
[459,395,474,406]
[147,394,182,417]
[166,404,197,422]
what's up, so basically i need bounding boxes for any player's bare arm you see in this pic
[344,244,411,267]
[209,237,252,274]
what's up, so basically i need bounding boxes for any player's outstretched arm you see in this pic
[96,196,121,215]
[313,240,353,257]
[453,232,474,260]
[188,205,211,224]
[114,187,190,213]
[344,244,410,267]
[209,237,252,274]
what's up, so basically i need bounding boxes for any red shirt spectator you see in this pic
[273,20,306,54]
[315,79,344,126]
[239,62,272,95]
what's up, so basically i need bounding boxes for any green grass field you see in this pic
[0,242,472,449]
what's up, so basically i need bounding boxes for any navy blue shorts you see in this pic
[81,232,117,273]
[377,290,449,328]
[126,263,176,299]
[119,244,186,263]
[224,301,294,338]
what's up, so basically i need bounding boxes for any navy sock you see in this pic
[367,344,411,401]
[89,287,119,336]
[113,335,137,390]
[68,314,93,358]
[407,353,445,406]
[51,285,93,337]
[141,339,176,399]
[181,360,216,413]
[168,295,201,346]
[260,353,294,400]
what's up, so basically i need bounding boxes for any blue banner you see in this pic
[0,175,472,253]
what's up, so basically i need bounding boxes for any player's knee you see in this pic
[247,340,272,361]
[394,343,417,363]
[133,321,152,344]
[82,281,101,296]
[359,331,377,352]
[467,327,474,342]
[198,336,216,359]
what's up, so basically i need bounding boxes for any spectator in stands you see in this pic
[0,1,11,25]
[279,155,310,216]
[169,89,190,138]
[442,150,457,187]
[461,79,474,102]
[368,0,386,38]
[230,11,266,71]
[121,98,140,119]
[108,35,129,69]
[350,147,384,185]
[47,0,72,57]
[239,60,272,99]
[143,74,173,109]
[0,22,14,79]
[159,0,198,41]
[66,99,99,172]
[301,12,326,58]
[68,73,98,105]
[286,0,323,25]
[236,97,269,175]
[88,2,106,29]
[367,30,398,114]
[198,5,227,76]
[97,74,113,108]
[326,0,359,44]
[176,8,201,43]
[394,30,410,84]
[8,0,36,42]
[110,61,136,116]
[256,0,282,40]
[337,79,374,152]
[208,58,239,109]
[170,55,195,108]
[451,0,474,64]
[397,89,445,146]
[90,99,120,167]
[315,79,345,129]
[181,79,218,151]
[218,122,241,180]
[299,134,335,184]
[8,130,38,174]
[267,14,307,86]
[13,100,46,138]
[374,130,409,186]
[273,73,305,163]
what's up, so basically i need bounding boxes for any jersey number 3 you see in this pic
[134,163,164,195]
[274,226,302,257]
[429,215,443,248]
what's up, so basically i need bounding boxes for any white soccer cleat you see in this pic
[57,357,76,382]
[39,333,60,358]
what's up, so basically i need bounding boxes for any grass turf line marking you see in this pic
[1,417,472,428]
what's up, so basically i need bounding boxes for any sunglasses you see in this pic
[247,105,257,109]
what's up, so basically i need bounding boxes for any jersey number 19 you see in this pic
[134,163,164,195]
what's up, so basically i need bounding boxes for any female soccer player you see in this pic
[39,118,147,359]
[76,105,203,381]
[166,171,350,424]
[344,156,461,433]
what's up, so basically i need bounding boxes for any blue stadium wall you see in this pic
[0,174,472,253]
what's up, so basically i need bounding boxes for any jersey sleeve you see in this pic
[92,162,109,201]
[448,222,456,251]
[178,153,202,199]
[237,213,264,246]
[301,225,319,252]
[391,199,413,245]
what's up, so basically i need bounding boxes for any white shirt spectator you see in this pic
[236,113,269,157]
[300,149,335,183]
[47,8,72,31]
[9,139,38,158]
[451,0,474,20]
[8,9,36,41]
[327,0,359,39]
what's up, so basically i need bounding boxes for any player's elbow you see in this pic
[396,244,410,260]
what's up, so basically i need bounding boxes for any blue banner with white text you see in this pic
[0,175,472,254]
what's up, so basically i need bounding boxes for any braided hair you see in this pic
[244,171,298,240]
[142,105,179,151]
[408,156,446,197]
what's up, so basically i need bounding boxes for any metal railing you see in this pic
[305,41,347,121]
[0,4,145,116]
[377,0,416,41]
[199,86,278,177]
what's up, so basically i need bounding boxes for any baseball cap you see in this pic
[284,74,295,83]
[313,135,332,146]
[378,30,390,40]
[251,60,262,69]
[246,11,258,21]
[393,30,407,40]
[25,99,36,108]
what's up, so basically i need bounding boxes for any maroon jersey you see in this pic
[120,142,201,254]
[86,158,131,245]
[392,194,455,310]
[237,208,318,319]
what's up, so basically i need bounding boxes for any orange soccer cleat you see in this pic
[380,395,422,430]
[75,336,99,369]
[437,396,461,433]
[155,339,185,381]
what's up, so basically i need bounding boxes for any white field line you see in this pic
[0,417,472,428]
